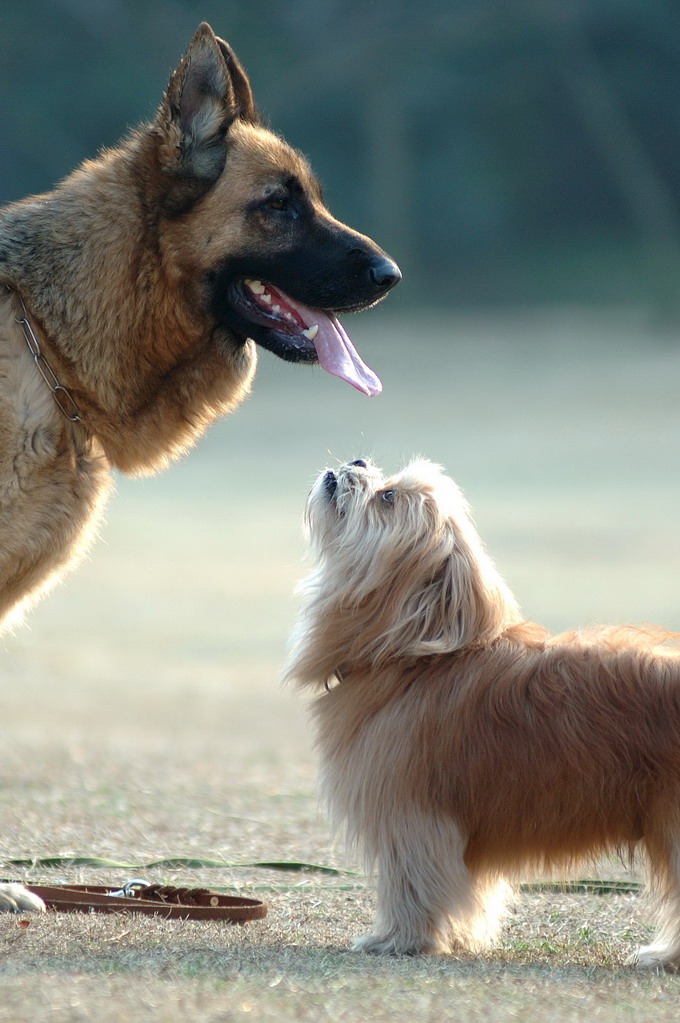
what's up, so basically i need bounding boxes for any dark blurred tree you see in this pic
[525,0,680,318]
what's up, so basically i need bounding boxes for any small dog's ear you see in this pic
[381,492,518,659]
[420,544,511,655]
[153,23,257,213]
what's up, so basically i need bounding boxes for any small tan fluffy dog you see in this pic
[285,457,680,968]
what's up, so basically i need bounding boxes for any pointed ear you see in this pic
[214,36,258,125]
[155,23,258,212]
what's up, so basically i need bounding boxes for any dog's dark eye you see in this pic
[380,490,395,505]
[261,193,301,221]
[265,196,288,211]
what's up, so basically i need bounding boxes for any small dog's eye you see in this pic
[381,490,395,505]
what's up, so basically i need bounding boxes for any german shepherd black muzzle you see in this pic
[208,178,401,395]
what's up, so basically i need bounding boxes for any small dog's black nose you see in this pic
[350,459,367,468]
[368,257,401,292]
[323,469,338,496]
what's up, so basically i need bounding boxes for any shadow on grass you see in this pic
[2,927,658,983]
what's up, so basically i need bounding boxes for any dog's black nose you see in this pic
[368,257,401,292]
[323,469,338,497]
[350,459,367,468]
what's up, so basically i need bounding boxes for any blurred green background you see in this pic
[1,1,680,716]
[3,0,680,312]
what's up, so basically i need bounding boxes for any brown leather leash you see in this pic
[23,880,267,923]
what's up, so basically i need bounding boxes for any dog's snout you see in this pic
[367,257,401,292]
[350,459,367,468]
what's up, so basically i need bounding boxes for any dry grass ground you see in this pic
[2,309,680,1020]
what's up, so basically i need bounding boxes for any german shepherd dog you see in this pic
[0,23,399,912]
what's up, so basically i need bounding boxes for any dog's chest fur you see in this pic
[0,290,67,485]
[0,289,109,621]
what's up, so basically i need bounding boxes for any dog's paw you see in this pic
[0,883,46,914]
[352,931,439,956]
[626,944,680,970]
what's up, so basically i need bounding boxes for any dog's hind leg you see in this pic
[353,813,509,955]
[629,821,680,969]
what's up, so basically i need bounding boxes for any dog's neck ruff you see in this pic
[6,287,82,423]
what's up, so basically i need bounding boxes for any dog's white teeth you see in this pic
[284,312,295,322]
[302,324,319,341]
[245,279,266,295]
[272,304,281,313]
[261,293,272,305]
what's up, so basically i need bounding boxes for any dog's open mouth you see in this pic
[228,279,382,397]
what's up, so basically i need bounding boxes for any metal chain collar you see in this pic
[7,287,82,423]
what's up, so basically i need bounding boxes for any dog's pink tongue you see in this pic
[312,313,382,397]
[272,289,382,397]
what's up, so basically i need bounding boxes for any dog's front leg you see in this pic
[353,814,499,956]
[0,884,45,914]
[0,366,110,626]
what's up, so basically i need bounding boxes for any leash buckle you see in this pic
[107,878,152,899]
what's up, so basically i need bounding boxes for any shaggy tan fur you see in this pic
[286,458,680,967]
